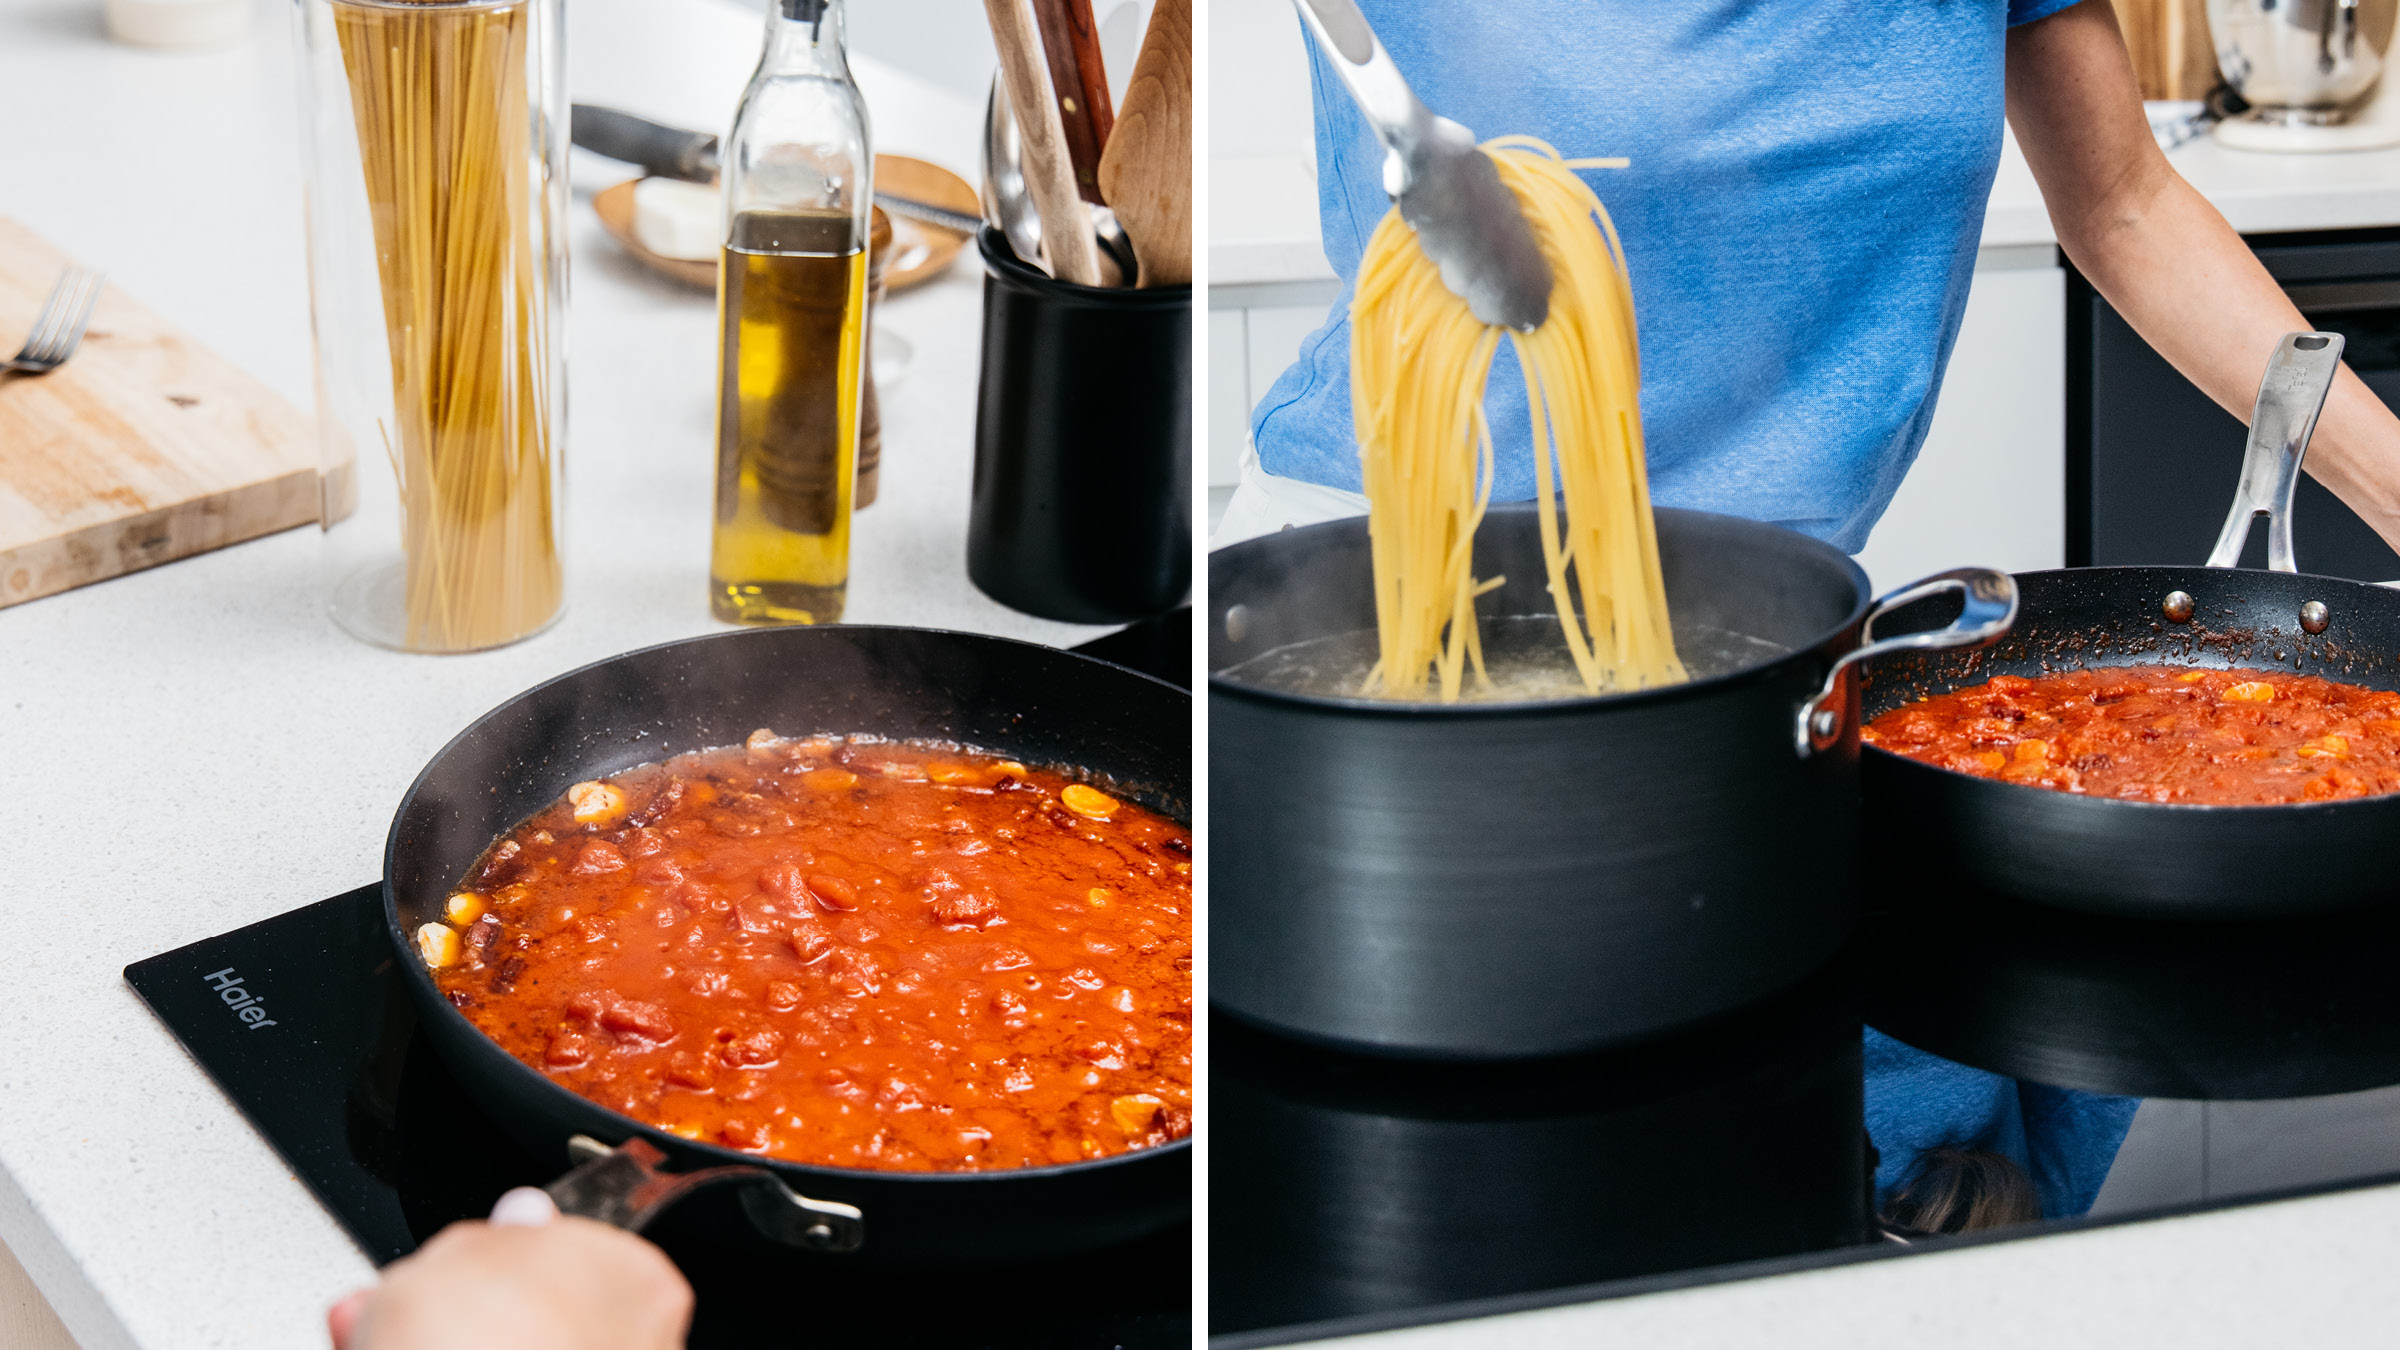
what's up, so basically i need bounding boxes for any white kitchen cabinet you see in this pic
[1853,250,2068,593]
[1208,309,1250,489]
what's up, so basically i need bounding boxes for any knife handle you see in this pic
[571,104,720,183]
[1029,0,1113,204]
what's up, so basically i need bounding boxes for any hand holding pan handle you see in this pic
[543,1134,865,1254]
[1796,568,2019,756]
[2206,331,2347,574]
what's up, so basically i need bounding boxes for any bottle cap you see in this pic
[779,0,827,20]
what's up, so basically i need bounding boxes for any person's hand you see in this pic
[326,1188,691,1350]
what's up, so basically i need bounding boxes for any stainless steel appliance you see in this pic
[2210,0,2400,150]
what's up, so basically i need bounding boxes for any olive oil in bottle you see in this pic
[711,209,868,624]
[707,0,872,626]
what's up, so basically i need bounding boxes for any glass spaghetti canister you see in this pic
[709,0,874,626]
[294,0,568,653]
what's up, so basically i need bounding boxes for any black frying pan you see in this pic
[1860,332,2400,920]
[380,625,1190,1265]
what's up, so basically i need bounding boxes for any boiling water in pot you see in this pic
[1217,614,1791,703]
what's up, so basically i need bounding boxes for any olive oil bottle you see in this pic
[709,0,872,626]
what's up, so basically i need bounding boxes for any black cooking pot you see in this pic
[382,626,1190,1265]
[1208,503,2013,1059]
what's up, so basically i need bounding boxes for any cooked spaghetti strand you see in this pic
[1353,139,1684,700]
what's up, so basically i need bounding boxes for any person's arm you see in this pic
[2006,0,2400,552]
[327,1190,691,1350]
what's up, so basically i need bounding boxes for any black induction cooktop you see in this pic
[1211,878,2400,1348]
[127,884,1188,1348]
[123,619,1194,1348]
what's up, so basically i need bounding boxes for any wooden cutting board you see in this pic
[0,218,319,611]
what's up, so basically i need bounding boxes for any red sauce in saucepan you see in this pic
[417,732,1192,1172]
[1863,666,2400,805]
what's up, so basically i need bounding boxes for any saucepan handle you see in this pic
[1794,567,2018,757]
[544,1134,866,1254]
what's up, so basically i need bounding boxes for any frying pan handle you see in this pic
[1795,567,2018,757]
[2205,331,2345,574]
[544,1134,866,1254]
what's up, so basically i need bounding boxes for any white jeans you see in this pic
[1208,444,1370,550]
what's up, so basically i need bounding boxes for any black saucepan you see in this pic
[1859,333,2400,920]
[1210,503,2012,1059]
[381,625,1190,1265]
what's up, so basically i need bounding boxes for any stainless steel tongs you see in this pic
[1286,0,1552,331]
[2206,331,2347,573]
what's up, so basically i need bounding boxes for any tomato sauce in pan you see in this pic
[416,733,1192,1172]
[1863,666,2400,805]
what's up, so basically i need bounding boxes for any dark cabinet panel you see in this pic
[2068,228,2400,582]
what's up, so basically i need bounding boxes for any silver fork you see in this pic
[4,269,105,375]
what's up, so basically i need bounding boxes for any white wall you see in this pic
[1209,0,1314,162]
[711,0,1155,112]
[844,0,998,93]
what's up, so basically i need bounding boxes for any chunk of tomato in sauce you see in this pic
[1865,667,2400,806]
[428,735,1193,1171]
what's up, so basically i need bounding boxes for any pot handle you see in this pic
[1795,567,2018,757]
[545,1133,866,1253]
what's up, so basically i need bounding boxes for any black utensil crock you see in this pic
[968,229,1191,624]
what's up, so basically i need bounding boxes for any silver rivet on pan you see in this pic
[1224,604,1250,643]
[2300,600,2330,635]
[2162,591,2196,624]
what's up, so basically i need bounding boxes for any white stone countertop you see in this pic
[1212,126,2400,288]
[0,0,1118,1345]
[1278,1178,2400,1348]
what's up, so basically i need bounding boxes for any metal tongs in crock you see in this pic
[2204,331,2348,575]
[545,1134,865,1253]
[1285,0,1552,330]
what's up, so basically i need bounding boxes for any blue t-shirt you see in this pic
[1864,1027,2141,1221]
[1251,0,2080,552]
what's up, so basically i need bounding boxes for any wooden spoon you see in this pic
[1097,0,1190,288]
[983,0,1103,286]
